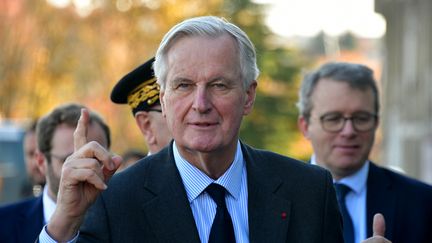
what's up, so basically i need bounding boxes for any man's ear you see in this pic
[159,91,166,118]
[375,115,380,130]
[135,112,156,144]
[243,81,257,115]
[35,149,47,176]
[298,116,310,139]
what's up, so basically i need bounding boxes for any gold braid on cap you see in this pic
[127,77,160,109]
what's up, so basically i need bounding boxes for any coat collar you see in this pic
[366,162,395,239]
[139,142,201,242]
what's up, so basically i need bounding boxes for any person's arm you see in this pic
[43,109,122,241]
[38,225,79,243]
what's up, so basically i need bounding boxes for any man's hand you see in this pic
[46,109,122,241]
[361,213,392,243]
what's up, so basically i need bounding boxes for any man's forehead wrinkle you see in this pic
[169,65,228,83]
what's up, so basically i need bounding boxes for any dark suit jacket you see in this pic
[78,142,343,242]
[0,196,44,243]
[366,162,432,243]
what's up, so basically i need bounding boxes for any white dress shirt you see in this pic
[42,185,56,224]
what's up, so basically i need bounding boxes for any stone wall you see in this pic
[376,0,432,184]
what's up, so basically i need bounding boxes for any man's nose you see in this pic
[192,86,212,113]
[340,119,356,136]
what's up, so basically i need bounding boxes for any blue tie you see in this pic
[334,183,355,243]
[206,183,236,243]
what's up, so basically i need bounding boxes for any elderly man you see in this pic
[0,103,110,243]
[40,16,343,242]
[297,62,432,243]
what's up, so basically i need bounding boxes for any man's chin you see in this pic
[183,142,218,154]
[333,158,365,171]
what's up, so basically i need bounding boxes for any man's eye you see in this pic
[212,83,227,89]
[353,116,371,123]
[177,83,191,89]
[323,115,342,122]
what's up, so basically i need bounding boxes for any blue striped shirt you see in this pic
[173,140,249,243]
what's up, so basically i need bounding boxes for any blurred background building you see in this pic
[0,122,26,204]
[376,0,432,184]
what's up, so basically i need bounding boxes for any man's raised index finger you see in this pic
[74,108,89,151]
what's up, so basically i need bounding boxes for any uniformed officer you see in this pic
[111,57,172,159]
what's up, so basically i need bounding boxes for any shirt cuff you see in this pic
[39,225,79,243]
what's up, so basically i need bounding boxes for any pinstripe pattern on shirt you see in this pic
[174,141,249,243]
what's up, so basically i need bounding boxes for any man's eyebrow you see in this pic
[210,76,240,85]
[170,77,192,85]
[320,111,342,116]
[208,76,225,83]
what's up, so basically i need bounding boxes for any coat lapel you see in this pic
[242,144,291,243]
[366,162,396,239]
[140,145,201,243]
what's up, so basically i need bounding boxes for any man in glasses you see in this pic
[0,103,111,243]
[111,56,172,157]
[297,62,432,243]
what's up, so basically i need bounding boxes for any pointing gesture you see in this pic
[73,109,119,184]
[74,108,90,151]
[46,108,122,241]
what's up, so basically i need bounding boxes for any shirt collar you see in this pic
[336,161,369,194]
[173,140,244,203]
[311,154,369,194]
[42,185,57,224]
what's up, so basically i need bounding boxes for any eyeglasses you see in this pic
[49,152,72,164]
[319,112,378,133]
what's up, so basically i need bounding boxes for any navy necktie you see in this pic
[334,183,355,243]
[206,183,236,243]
